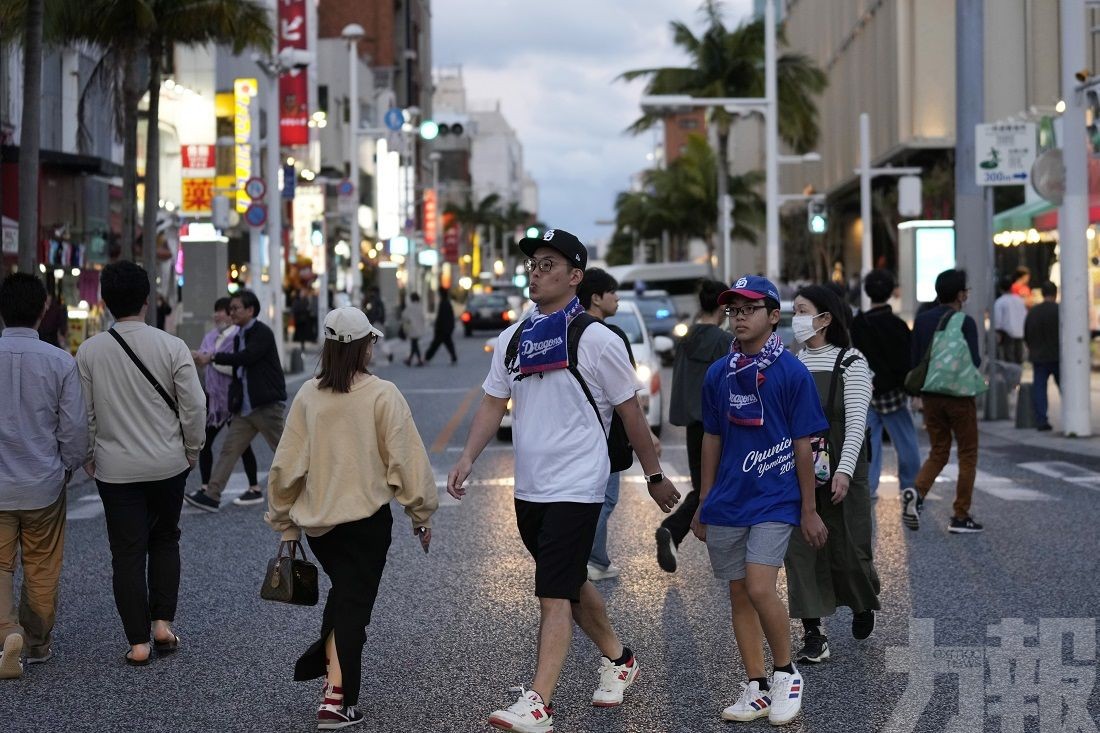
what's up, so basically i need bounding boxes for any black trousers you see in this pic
[296,506,392,706]
[661,421,705,545]
[96,470,188,645]
[424,333,456,363]
[199,422,258,485]
[407,338,422,362]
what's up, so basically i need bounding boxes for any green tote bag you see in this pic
[922,311,988,397]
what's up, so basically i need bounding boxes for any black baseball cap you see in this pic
[519,228,588,270]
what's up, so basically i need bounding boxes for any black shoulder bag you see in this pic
[108,328,180,418]
[259,540,319,606]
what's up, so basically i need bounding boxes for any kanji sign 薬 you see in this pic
[181,144,215,216]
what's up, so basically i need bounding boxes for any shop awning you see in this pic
[993,199,1055,231]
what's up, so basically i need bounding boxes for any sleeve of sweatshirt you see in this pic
[376,384,438,529]
[265,393,310,535]
[173,341,208,461]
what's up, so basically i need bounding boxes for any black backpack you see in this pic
[505,313,634,472]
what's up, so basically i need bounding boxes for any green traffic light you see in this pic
[420,120,439,141]
[810,215,827,234]
[526,226,540,238]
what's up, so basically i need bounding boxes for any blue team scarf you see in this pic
[518,296,585,375]
[727,332,785,427]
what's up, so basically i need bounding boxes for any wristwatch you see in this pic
[645,471,665,485]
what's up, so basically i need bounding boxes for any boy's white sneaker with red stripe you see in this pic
[488,687,554,732]
[767,668,804,725]
[592,655,639,707]
[721,681,772,721]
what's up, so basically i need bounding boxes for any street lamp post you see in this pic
[763,0,779,282]
[342,23,365,309]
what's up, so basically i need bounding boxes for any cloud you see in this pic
[434,0,755,245]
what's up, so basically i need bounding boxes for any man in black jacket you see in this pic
[655,279,734,572]
[423,287,457,365]
[1024,282,1060,431]
[851,270,921,501]
[186,289,286,511]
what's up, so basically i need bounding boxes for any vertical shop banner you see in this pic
[423,189,437,246]
[279,0,309,146]
[180,144,215,216]
[234,78,258,213]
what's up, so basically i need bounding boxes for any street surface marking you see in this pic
[67,473,264,521]
[1019,461,1100,481]
[430,386,482,453]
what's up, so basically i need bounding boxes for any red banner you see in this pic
[423,189,437,246]
[180,144,215,215]
[278,0,308,146]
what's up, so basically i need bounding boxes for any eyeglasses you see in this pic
[523,257,565,274]
[228,305,242,312]
[724,304,766,318]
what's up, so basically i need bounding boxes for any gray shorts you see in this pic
[705,522,794,581]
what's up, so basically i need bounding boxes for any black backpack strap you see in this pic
[505,320,528,381]
[824,347,849,418]
[108,328,180,417]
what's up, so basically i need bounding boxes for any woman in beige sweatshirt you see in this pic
[265,307,437,730]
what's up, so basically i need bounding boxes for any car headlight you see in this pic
[673,322,689,338]
[636,363,652,384]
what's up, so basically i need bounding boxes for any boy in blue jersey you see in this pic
[690,275,828,726]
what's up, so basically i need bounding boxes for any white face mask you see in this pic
[792,313,825,344]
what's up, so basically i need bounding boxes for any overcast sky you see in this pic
[433,0,755,248]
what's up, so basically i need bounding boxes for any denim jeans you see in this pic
[1031,361,1060,426]
[588,472,621,570]
[867,405,921,495]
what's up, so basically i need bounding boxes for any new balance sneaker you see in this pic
[901,487,920,531]
[586,563,621,581]
[184,490,220,513]
[767,668,804,725]
[948,516,984,533]
[233,489,265,506]
[852,610,875,640]
[655,527,678,573]
[316,704,363,730]
[796,631,830,663]
[0,634,23,680]
[721,681,771,721]
[488,687,554,732]
[592,655,639,707]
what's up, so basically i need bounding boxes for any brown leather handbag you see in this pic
[260,540,319,606]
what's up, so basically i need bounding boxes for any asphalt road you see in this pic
[4,330,1100,732]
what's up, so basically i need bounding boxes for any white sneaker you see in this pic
[721,681,772,721]
[586,563,621,581]
[767,668,804,725]
[488,687,554,732]
[0,633,23,679]
[592,654,639,707]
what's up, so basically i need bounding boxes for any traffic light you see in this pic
[420,120,466,141]
[1086,90,1100,154]
[807,200,828,234]
[525,226,541,239]
[419,120,440,141]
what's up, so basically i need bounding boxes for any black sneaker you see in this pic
[184,490,220,513]
[1036,423,1053,432]
[852,610,875,640]
[948,516,984,534]
[317,704,363,730]
[901,488,920,531]
[655,527,678,573]
[233,489,264,506]
[796,632,830,663]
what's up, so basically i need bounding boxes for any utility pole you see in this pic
[1059,0,1092,436]
[342,23,365,308]
[764,0,780,282]
[953,0,993,362]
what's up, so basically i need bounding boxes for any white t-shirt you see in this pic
[483,320,640,503]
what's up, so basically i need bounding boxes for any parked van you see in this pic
[605,262,713,320]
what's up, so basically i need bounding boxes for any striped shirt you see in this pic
[797,344,873,478]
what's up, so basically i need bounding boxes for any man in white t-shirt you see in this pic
[448,228,680,733]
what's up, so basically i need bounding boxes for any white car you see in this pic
[487,300,673,440]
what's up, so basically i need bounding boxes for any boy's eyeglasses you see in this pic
[724,305,766,318]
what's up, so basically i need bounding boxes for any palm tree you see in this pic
[619,0,826,253]
[444,193,501,268]
[497,200,533,259]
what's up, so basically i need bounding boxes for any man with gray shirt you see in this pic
[77,261,205,665]
[0,273,88,679]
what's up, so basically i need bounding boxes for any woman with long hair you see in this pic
[266,307,437,729]
[785,285,880,665]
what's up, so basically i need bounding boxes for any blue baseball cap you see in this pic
[718,275,781,305]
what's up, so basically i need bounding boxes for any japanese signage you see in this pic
[442,211,459,264]
[279,0,309,146]
[423,189,438,246]
[234,78,258,213]
[180,144,215,216]
[975,122,1036,186]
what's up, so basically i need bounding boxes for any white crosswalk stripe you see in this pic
[66,472,266,521]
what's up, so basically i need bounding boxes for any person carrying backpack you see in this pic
[904,269,985,534]
[447,228,680,733]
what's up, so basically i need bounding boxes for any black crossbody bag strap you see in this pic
[108,328,180,418]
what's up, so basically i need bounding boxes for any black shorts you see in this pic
[514,499,602,602]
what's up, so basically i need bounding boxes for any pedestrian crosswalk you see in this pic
[66,472,266,522]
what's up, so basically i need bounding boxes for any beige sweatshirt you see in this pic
[266,374,438,538]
